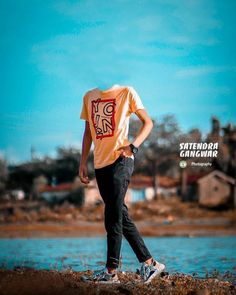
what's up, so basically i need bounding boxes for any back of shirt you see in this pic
[80,84,144,169]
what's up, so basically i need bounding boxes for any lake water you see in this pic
[0,236,235,279]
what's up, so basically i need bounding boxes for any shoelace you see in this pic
[93,268,107,279]
[141,262,156,280]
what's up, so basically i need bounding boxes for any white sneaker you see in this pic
[91,268,120,284]
[140,259,166,284]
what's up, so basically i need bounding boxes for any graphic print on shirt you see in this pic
[91,98,116,139]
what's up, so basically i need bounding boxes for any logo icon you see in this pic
[179,160,187,168]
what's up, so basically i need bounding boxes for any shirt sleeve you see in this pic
[128,86,145,113]
[80,92,89,121]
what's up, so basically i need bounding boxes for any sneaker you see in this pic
[92,268,120,284]
[140,259,166,284]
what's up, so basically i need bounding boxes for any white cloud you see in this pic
[175,66,236,78]
[196,86,232,95]
[34,132,73,144]
[29,0,225,90]
[166,35,219,46]
[171,0,221,31]
[161,103,230,113]
[52,0,221,50]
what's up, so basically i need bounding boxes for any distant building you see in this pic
[10,189,25,200]
[79,174,179,206]
[83,179,101,206]
[181,171,210,202]
[127,175,179,202]
[197,170,236,208]
[39,182,84,206]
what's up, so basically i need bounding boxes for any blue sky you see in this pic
[1,0,236,164]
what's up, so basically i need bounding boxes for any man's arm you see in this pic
[79,121,92,184]
[118,109,153,157]
[132,109,153,147]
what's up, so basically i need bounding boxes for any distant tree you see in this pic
[56,146,94,181]
[6,145,95,200]
[178,128,202,144]
[0,157,8,198]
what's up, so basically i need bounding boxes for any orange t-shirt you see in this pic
[80,84,145,169]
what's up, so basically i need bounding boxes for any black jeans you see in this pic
[95,155,152,269]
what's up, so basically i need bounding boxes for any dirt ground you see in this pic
[0,268,235,295]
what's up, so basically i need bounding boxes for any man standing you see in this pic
[79,84,165,283]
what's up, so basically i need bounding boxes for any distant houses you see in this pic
[127,175,179,202]
[38,178,84,206]
[81,175,179,206]
[37,174,179,206]
[130,171,236,208]
[33,170,236,209]
[39,183,74,203]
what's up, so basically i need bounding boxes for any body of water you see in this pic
[0,236,235,279]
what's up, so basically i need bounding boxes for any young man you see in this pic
[79,84,165,283]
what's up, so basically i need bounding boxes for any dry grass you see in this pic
[1,197,236,224]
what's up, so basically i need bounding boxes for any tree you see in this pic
[0,157,8,198]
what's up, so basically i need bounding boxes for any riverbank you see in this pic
[0,268,235,295]
[0,219,236,238]
[1,197,235,238]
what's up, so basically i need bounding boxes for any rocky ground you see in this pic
[0,268,235,295]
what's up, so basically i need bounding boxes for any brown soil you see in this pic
[0,268,235,295]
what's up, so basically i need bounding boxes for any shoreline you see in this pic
[1,220,236,238]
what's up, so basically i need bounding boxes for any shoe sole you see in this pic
[95,280,121,284]
[81,276,120,284]
[144,264,166,284]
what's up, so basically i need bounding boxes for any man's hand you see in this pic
[79,163,90,184]
[117,145,133,157]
